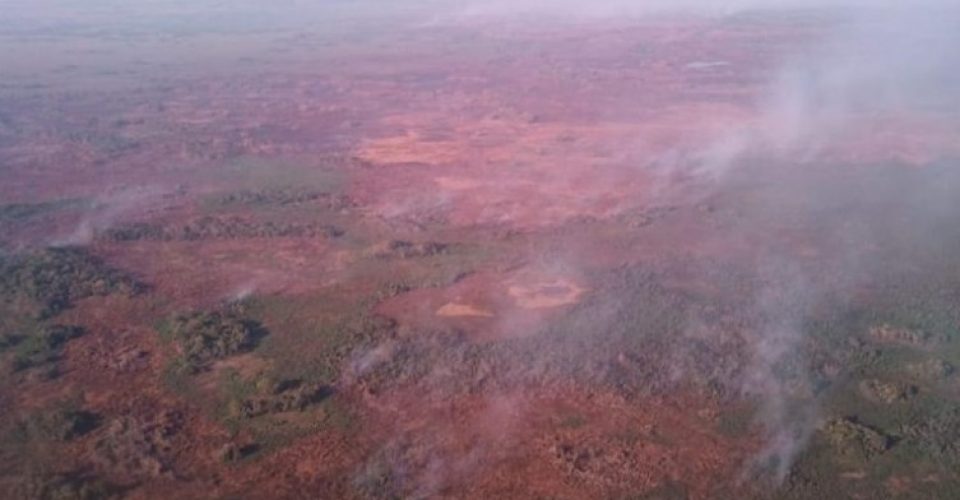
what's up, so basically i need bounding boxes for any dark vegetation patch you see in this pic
[3,324,85,375]
[0,247,143,319]
[212,188,355,210]
[628,481,690,500]
[0,331,23,351]
[66,130,141,158]
[857,379,917,404]
[13,470,119,500]
[100,216,344,242]
[92,410,184,481]
[350,265,740,400]
[906,358,954,380]
[215,442,260,463]
[715,401,756,439]
[214,366,352,457]
[822,417,893,461]
[777,265,960,487]
[232,395,355,459]
[0,398,107,499]
[13,403,100,443]
[161,309,266,373]
[227,377,332,420]
[519,265,741,396]
[0,198,85,224]
[869,324,930,346]
[900,404,960,464]
[352,437,422,500]
[150,293,395,455]
[348,330,482,397]
[373,240,449,259]
[248,292,399,386]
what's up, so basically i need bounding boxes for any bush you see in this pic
[823,417,892,461]
[858,379,917,404]
[167,310,265,371]
[11,325,85,372]
[373,240,448,259]
[15,471,117,500]
[214,188,354,208]
[99,223,169,242]
[0,199,83,224]
[236,379,331,419]
[100,217,344,242]
[902,405,960,463]
[0,247,143,318]
[17,405,100,442]
[0,332,24,351]
[215,442,259,463]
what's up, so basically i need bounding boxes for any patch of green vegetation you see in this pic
[344,238,489,292]
[319,396,357,433]
[248,292,398,386]
[907,358,954,380]
[777,407,960,500]
[352,446,409,500]
[0,198,85,223]
[66,130,140,157]
[900,403,960,464]
[558,413,587,429]
[220,375,331,422]
[216,157,346,194]
[100,216,343,242]
[858,379,917,404]
[0,331,24,351]
[0,247,143,319]
[215,442,260,464]
[159,356,194,396]
[625,481,690,500]
[14,470,118,500]
[206,187,355,212]
[99,222,168,242]
[162,309,266,373]
[8,324,84,373]
[716,402,756,439]
[237,397,353,459]
[218,367,260,406]
[373,240,449,259]
[13,403,100,443]
[823,417,892,462]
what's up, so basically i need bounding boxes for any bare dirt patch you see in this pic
[377,269,585,341]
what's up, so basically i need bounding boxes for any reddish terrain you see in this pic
[2,7,960,500]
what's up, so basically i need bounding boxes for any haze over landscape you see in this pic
[2,1,960,499]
